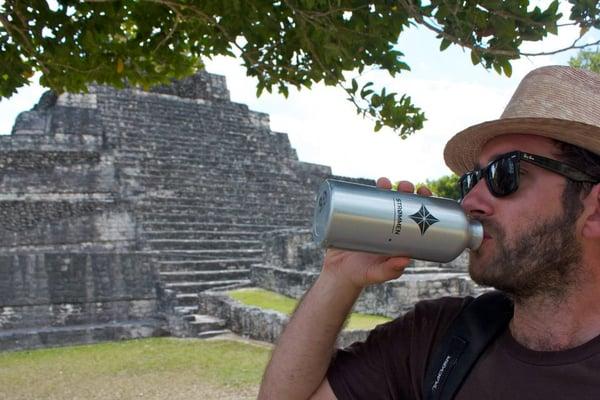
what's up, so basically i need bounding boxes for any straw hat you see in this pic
[444,65,600,174]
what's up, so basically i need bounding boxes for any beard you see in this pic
[468,203,583,302]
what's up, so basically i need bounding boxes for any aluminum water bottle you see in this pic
[312,179,483,263]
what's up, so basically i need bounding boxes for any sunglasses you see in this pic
[458,151,598,200]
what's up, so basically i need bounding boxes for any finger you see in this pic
[396,180,415,193]
[365,256,411,282]
[376,177,392,189]
[381,256,411,272]
[417,186,433,196]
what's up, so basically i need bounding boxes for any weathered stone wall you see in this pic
[0,252,160,351]
[261,229,324,272]
[197,289,368,347]
[252,229,477,317]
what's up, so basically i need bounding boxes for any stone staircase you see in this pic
[101,74,330,337]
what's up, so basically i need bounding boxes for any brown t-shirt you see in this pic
[327,296,600,400]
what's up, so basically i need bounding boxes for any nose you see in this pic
[460,178,493,218]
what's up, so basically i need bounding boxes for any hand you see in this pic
[321,177,433,290]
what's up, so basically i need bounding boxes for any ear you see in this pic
[581,183,600,239]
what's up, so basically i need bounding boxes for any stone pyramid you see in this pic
[0,71,331,350]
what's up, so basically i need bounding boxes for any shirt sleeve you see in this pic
[326,296,471,400]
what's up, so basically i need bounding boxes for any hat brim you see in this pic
[444,117,600,174]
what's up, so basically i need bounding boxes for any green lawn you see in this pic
[0,337,270,400]
[228,288,391,330]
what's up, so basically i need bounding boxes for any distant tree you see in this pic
[569,49,600,73]
[418,174,461,200]
[1,1,599,135]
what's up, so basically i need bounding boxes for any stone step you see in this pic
[146,239,263,251]
[160,269,250,282]
[118,127,292,145]
[137,203,314,216]
[139,196,313,209]
[119,142,292,162]
[139,212,309,226]
[173,305,199,315]
[119,133,282,151]
[148,199,305,214]
[165,279,250,293]
[139,166,302,181]
[135,180,309,196]
[158,257,262,271]
[118,161,299,178]
[118,135,289,153]
[145,230,261,241]
[150,249,263,260]
[141,222,282,232]
[120,129,285,146]
[134,169,305,184]
[183,314,226,326]
[116,146,288,165]
[124,179,309,195]
[0,319,162,352]
[119,134,245,147]
[176,293,199,306]
[129,180,308,198]
[197,329,232,339]
[117,149,287,165]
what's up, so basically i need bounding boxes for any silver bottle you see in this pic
[312,179,483,263]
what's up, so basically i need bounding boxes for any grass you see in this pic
[0,289,390,399]
[0,337,271,400]
[228,288,391,330]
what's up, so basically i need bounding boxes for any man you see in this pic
[258,65,600,399]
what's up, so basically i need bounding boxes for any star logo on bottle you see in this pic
[409,204,439,235]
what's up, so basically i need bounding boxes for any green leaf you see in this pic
[502,61,512,78]
[470,51,481,65]
[279,85,289,98]
[546,0,559,17]
[360,89,373,98]
[439,38,452,51]
[371,94,381,107]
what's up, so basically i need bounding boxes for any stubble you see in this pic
[468,202,583,302]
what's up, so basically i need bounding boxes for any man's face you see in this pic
[460,134,584,300]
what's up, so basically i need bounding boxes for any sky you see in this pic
[1,5,598,183]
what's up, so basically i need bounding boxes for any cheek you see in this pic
[493,206,538,240]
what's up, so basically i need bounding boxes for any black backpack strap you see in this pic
[423,291,513,400]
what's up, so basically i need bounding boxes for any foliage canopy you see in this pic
[417,174,461,200]
[1,0,599,135]
[569,48,600,72]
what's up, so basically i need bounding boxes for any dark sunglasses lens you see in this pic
[488,157,518,196]
[460,173,477,198]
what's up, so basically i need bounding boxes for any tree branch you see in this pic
[152,6,181,54]
[522,38,600,56]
